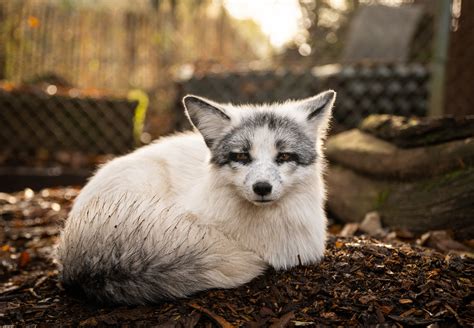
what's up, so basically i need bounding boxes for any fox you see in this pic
[57,90,336,305]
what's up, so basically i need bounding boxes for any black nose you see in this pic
[253,181,272,196]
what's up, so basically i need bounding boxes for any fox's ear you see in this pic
[299,90,336,136]
[183,95,231,148]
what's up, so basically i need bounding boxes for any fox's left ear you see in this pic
[300,90,336,135]
[183,95,231,148]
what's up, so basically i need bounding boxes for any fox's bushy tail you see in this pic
[57,193,265,304]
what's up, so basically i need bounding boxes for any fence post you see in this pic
[444,0,474,116]
[428,0,451,117]
[0,2,5,79]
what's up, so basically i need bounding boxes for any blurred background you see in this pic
[0,0,473,249]
[0,0,471,191]
[1,2,473,323]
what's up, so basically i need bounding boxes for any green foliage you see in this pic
[419,167,473,192]
[374,189,390,209]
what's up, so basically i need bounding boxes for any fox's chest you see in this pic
[182,179,327,270]
[205,204,327,269]
[241,216,326,269]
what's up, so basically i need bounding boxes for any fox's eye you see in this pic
[229,152,251,164]
[276,152,298,164]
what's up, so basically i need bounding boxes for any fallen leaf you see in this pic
[380,305,394,314]
[339,223,359,237]
[335,241,344,248]
[359,295,376,304]
[27,16,40,28]
[188,303,234,328]
[400,308,416,317]
[18,251,30,268]
[293,321,315,326]
[270,311,295,328]
[321,312,337,319]
[425,230,472,253]
[359,211,384,236]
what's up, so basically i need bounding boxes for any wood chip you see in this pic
[188,303,234,328]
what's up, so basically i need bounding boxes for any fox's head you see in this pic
[183,90,336,206]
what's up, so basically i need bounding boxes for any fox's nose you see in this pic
[253,181,272,196]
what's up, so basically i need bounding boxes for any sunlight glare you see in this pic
[223,0,302,49]
[329,0,348,11]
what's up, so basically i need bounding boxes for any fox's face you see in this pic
[183,91,336,206]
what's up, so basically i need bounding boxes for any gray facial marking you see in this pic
[210,128,253,166]
[210,112,316,167]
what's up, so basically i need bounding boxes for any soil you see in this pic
[0,188,473,327]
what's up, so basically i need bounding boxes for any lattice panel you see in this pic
[177,64,430,132]
[0,90,138,165]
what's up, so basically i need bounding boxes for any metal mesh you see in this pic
[0,88,138,166]
[176,63,429,132]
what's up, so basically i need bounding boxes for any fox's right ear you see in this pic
[183,95,231,148]
[299,90,336,140]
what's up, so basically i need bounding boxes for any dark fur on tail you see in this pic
[58,193,265,304]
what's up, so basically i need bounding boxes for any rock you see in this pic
[326,114,474,239]
[327,165,385,224]
[359,114,474,148]
[359,212,384,236]
[326,165,474,239]
[326,129,474,179]
[417,230,472,253]
[339,223,359,237]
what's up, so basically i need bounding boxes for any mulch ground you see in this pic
[0,188,473,327]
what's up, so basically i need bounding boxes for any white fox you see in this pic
[58,90,336,304]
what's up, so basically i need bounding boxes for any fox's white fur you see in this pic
[58,90,336,304]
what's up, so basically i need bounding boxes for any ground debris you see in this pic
[0,188,473,326]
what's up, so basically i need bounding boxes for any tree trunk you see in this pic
[327,165,474,239]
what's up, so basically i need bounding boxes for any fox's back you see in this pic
[132,131,210,196]
[72,132,208,210]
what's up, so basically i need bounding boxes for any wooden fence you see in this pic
[0,0,259,92]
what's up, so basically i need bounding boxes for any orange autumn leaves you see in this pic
[28,15,40,28]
